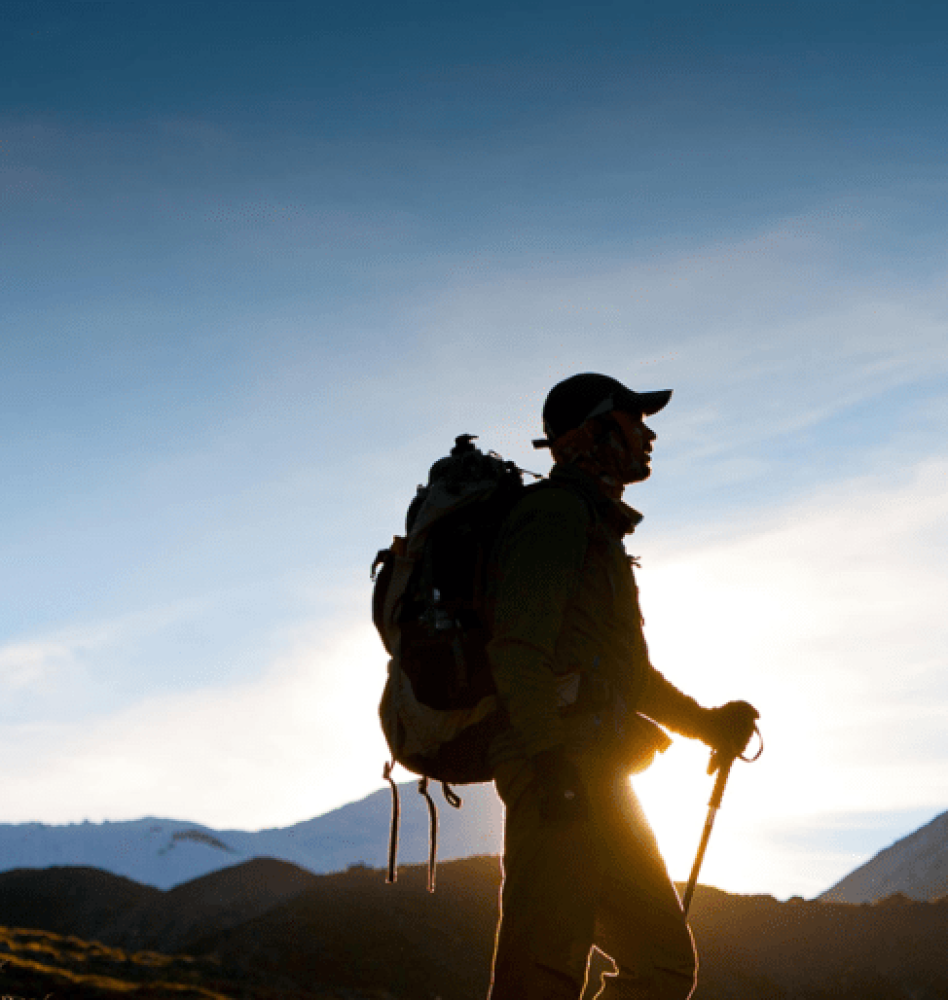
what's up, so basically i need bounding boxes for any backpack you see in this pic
[371,434,537,889]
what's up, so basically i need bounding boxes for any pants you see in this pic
[488,755,696,1000]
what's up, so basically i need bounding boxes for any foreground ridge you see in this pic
[1,858,947,1000]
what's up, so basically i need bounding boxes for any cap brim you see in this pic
[583,387,673,423]
[636,389,672,416]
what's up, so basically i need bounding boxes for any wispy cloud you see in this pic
[400,214,947,433]
[0,597,257,713]
[0,616,389,828]
[0,639,79,691]
[0,625,115,693]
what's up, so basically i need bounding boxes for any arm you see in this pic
[486,486,590,758]
[637,669,708,738]
[639,670,759,758]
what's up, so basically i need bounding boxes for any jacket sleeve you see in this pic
[486,487,590,758]
[637,668,710,740]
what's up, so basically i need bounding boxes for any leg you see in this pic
[489,759,600,1000]
[585,765,697,1000]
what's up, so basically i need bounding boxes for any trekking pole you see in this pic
[682,724,762,917]
[681,752,733,917]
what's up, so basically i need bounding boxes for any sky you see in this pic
[2,0,947,899]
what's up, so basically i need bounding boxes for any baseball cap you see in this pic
[534,372,672,448]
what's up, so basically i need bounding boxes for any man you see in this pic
[485,373,758,1000]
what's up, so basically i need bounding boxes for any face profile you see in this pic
[607,410,657,485]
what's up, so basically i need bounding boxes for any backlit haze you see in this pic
[2,1,946,899]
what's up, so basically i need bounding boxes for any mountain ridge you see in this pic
[3,791,946,903]
[821,808,948,904]
[0,781,505,889]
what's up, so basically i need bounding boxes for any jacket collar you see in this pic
[549,463,644,536]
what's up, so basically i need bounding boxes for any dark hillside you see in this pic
[191,860,948,1000]
[111,856,322,952]
[2,859,947,999]
[684,886,948,999]
[190,856,502,1000]
[192,862,948,1000]
[0,866,159,941]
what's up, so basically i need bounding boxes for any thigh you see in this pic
[493,759,602,985]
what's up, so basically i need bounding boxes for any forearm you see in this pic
[637,668,708,739]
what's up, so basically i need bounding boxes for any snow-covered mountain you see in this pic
[0,781,504,889]
[821,809,948,903]
[9,785,944,903]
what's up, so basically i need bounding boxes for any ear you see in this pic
[587,415,616,444]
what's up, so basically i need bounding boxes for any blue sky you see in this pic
[2,0,947,898]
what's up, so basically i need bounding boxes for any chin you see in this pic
[624,463,651,484]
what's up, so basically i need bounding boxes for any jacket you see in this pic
[486,463,708,767]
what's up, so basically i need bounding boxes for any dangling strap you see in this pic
[442,781,461,809]
[383,760,400,884]
[418,777,438,892]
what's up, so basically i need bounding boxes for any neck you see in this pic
[591,466,625,500]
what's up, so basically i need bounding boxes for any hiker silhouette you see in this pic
[484,373,758,1000]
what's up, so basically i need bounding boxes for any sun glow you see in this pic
[625,463,948,897]
[633,736,764,893]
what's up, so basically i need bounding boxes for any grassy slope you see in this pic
[0,926,233,1000]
